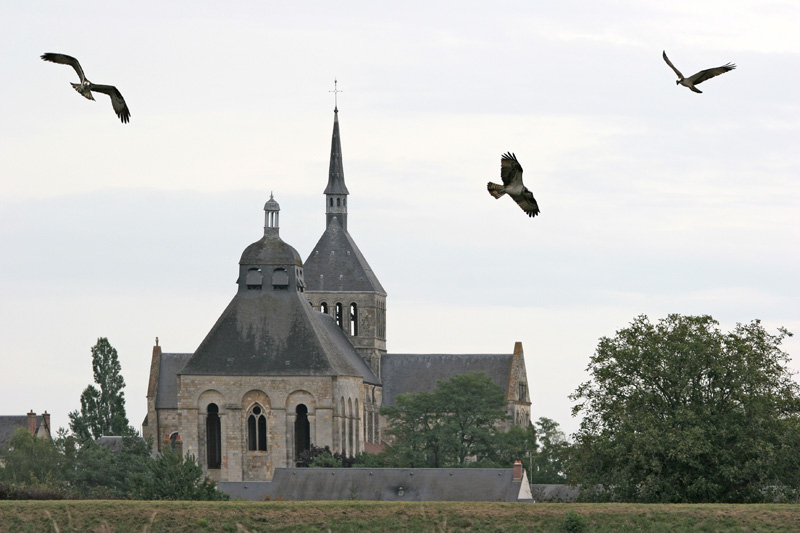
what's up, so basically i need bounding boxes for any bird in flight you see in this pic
[487,152,540,218]
[41,53,131,123]
[662,50,735,94]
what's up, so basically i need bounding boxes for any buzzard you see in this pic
[487,152,540,218]
[41,53,131,123]
[662,50,735,94]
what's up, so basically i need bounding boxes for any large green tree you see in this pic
[70,437,151,498]
[131,450,229,501]
[69,337,135,440]
[381,372,508,467]
[0,428,67,486]
[529,417,569,484]
[569,314,800,503]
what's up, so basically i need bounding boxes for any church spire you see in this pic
[325,80,349,230]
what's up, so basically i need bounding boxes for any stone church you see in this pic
[143,106,531,482]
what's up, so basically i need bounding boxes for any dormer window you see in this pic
[246,268,263,290]
[272,268,289,289]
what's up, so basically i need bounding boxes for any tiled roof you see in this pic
[380,353,514,406]
[0,416,29,449]
[179,287,379,384]
[220,467,532,502]
[155,353,192,409]
[304,217,385,294]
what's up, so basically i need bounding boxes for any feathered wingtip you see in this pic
[487,182,505,199]
[501,152,517,162]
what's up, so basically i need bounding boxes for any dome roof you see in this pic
[240,232,302,267]
[264,193,280,212]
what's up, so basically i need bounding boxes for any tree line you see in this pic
[4,314,799,503]
[297,371,569,485]
[0,338,227,500]
[304,314,800,503]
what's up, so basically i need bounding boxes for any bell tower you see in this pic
[304,91,387,379]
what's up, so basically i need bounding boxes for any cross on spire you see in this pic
[329,78,342,112]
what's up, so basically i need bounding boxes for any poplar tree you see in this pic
[69,337,135,440]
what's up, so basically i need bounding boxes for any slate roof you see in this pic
[219,467,532,502]
[530,484,580,503]
[179,283,379,384]
[96,436,125,454]
[324,109,348,195]
[240,230,302,267]
[380,353,514,406]
[304,217,385,293]
[155,353,192,409]
[0,416,30,449]
[0,415,49,449]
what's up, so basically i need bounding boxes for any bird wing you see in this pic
[41,53,87,84]
[662,50,684,79]
[87,84,131,123]
[512,187,540,218]
[500,152,523,187]
[687,63,736,85]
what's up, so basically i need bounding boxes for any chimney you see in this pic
[27,410,37,435]
[147,340,163,400]
[42,411,52,439]
[513,460,524,482]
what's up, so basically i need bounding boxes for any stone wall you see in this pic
[177,374,368,481]
[306,292,387,377]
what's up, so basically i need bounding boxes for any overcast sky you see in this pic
[1,1,798,438]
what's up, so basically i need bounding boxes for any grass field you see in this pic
[2,500,800,532]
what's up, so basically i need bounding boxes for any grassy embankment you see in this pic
[2,500,800,532]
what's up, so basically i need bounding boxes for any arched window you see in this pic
[341,419,347,456]
[294,404,310,462]
[206,403,221,469]
[347,398,354,457]
[355,399,360,454]
[349,303,358,336]
[336,198,341,207]
[169,432,182,454]
[320,302,328,314]
[329,198,334,207]
[339,397,346,455]
[247,405,267,451]
[335,303,343,329]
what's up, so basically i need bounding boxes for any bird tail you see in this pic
[487,182,505,199]
[71,82,95,100]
